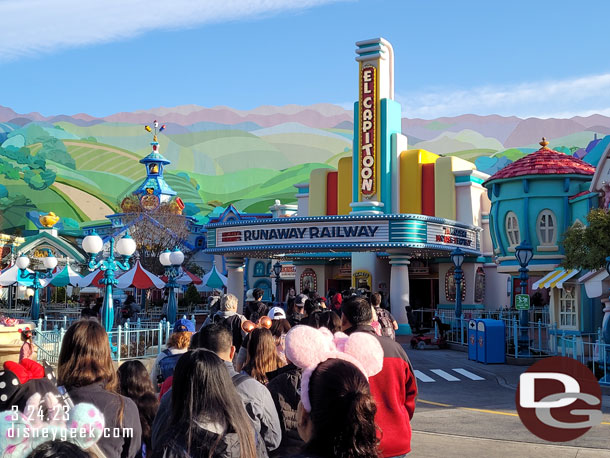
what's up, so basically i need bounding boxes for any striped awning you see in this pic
[533,269,579,290]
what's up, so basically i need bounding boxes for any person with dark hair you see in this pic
[341,296,417,458]
[288,294,307,327]
[152,324,281,455]
[152,349,259,458]
[268,315,291,363]
[371,293,398,340]
[91,297,103,320]
[242,328,284,385]
[294,359,380,458]
[120,294,140,323]
[58,320,142,458]
[118,360,160,458]
[26,440,90,458]
[304,299,321,318]
[319,310,342,333]
[245,288,267,323]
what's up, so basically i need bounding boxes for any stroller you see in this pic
[410,316,449,349]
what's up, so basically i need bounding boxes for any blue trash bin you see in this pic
[468,319,477,361]
[476,319,505,364]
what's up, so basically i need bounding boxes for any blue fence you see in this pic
[433,310,610,386]
[33,315,197,364]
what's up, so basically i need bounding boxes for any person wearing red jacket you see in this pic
[341,296,418,457]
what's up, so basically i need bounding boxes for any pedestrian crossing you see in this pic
[414,368,485,383]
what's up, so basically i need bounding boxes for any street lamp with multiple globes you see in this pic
[159,247,184,324]
[272,261,282,303]
[16,250,57,320]
[82,232,136,332]
[450,247,465,319]
[515,240,534,355]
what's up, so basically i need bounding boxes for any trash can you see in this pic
[476,319,505,364]
[468,319,477,361]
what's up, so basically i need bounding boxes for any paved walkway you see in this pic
[410,431,610,457]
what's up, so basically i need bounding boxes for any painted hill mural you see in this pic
[0,103,608,232]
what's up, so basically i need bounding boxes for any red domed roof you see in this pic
[485,138,595,184]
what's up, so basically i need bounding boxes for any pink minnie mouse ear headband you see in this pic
[284,325,383,412]
[0,401,105,456]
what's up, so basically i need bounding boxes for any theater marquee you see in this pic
[216,220,390,248]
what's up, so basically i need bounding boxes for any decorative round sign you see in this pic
[140,194,160,211]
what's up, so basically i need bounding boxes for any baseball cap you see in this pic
[295,294,308,308]
[173,318,195,333]
[268,306,287,320]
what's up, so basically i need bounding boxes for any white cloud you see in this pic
[396,73,610,119]
[0,0,344,61]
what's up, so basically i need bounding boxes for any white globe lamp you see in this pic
[82,233,103,254]
[116,235,137,257]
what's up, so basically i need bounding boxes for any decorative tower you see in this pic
[133,121,177,210]
[350,38,408,215]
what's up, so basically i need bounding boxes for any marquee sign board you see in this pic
[216,221,390,248]
[426,223,477,249]
[206,214,481,256]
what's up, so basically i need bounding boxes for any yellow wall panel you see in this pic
[434,156,476,220]
[337,157,352,215]
[308,168,329,216]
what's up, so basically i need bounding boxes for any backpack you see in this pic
[376,307,395,340]
[157,349,182,384]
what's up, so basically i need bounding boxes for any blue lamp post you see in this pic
[604,256,610,344]
[82,232,136,333]
[16,251,57,320]
[159,247,184,324]
[515,240,534,355]
[451,247,465,319]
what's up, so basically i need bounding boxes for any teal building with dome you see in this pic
[484,138,602,339]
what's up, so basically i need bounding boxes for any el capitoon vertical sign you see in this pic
[359,64,377,199]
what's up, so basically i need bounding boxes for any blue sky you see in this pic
[2,0,610,119]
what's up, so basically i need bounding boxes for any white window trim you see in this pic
[556,285,578,331]
[536,209,557,247]
[505,211,520,249]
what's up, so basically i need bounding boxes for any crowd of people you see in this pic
[0,288,417,458]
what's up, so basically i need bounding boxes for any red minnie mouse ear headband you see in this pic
[241,316,273,333]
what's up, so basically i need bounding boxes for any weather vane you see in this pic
[144,120,166,142]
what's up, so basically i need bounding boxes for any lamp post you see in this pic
[604,256,610,344]
[450,247,465,319]
[16,250,57,320]
[159,247,184,324]
[515,240,534,355]
[272,261,282,304]
[82,232,136,333]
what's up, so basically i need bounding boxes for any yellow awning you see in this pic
[533,269,579,290]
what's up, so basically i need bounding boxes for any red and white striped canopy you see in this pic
[117,260,165,289]
[80,269,109,288]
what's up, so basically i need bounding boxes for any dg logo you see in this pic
[516,356,602,441]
